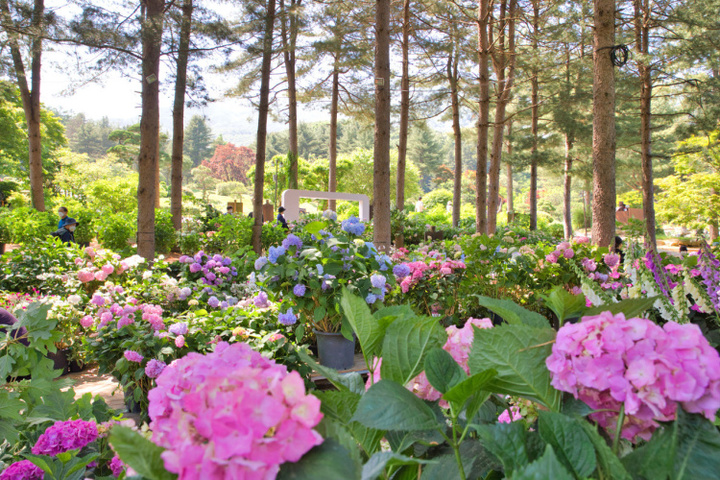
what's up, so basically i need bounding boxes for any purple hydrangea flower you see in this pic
[282,234,304,251]
[278,308,297,326]
[0,460,44,480]
[393,264,411,279]
[169,322,188,336]
[254,291,270,308]
[370,274,386,289]
[178,255,190,263]
[178,287,192,300]
[91,293,105,306]
[208,296,220,308]
[189,262,202,273]
[124,350,144,363]
[109,455,125,477]
[268,246,287,264]
[32,419,98,455]
[365,293,378,305]
[293,284,306,296]
[145,359,167,379]
[206,272,217,282]
[255,256,269,270]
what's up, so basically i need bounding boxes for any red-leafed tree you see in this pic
[201,143,255,184]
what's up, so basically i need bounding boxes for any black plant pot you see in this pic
[315,330,356,370]
[47,349,69,375]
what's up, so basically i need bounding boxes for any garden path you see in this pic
[63,366,125,411]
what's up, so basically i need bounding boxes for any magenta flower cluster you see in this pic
[546,311,720,442]
[394,258,466,293]
[108,455,125,477]
[147,342,323,479]
[31,419,98,455]
[89,295,164,332]
[178,252,237,287]
[545,241,574,264]
[0,460,43,480]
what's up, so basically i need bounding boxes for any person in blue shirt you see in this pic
[57,206,70,229]
[277,206,289,229]
[51,217,78,244]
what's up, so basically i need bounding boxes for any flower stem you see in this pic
[612,404,625,455]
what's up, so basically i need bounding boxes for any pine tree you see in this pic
[184,115,214,167]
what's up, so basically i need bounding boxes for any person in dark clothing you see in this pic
[0,307,29,346]
[277,206,289,230]
[51,217,78,244]
[57,206,69,229]
[615,236,625,263]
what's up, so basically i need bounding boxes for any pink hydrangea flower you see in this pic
[78,269,95,283]
[547,311,720,442]
[101,264,115,275]
[498,406,522,423]
[85,246,96,258]
[108,455,125,477]
[32,419,98,455]
[80,315,94,328]
[0,459,44,480]
[147,342,323,479]
[545,253,559,264]
[604,253,620,268]
[145,359,167,379]
[94,270,108,282]
[124,350,144,363]
[174,335,185,348]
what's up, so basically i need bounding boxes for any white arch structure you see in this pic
[281,189,370,223]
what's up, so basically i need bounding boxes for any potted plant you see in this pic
[255,217,394,369]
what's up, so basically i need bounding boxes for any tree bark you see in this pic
[252,0,277,254]
[529,0,539,230]
[448,46,462,228]
[476,0,490,234]
[506,122,513,217]
[281,0,299,190]
[137,0,164,260]
[396,0,411,211]
[634,0,656,250]
[1,0,45,211]
[328,68,339,211]
[591,0,617,248]
[373,0,391,252]
[487,0,516,233]
[563,135,574,239]
[170,0,193,231]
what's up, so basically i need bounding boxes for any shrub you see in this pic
[423,188,453,210]
[0,206,56,244]
[98,212,136,253]
[572,206,592,231]
[154,209,176,254]
[215,181,247,197]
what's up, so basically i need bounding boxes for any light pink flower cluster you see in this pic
[76,251,145,284]
[367,318,493,405]
[498,406,522,423]
[32,419,98,455]
[395,258,466,293]
[148,342,323,479]
[545,242,574,264]
[546,311,720,441]
[91,300,164,331]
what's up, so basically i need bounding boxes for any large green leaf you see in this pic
[380,315,446,386]
[109,426,177,480]
[317,390,384,458]
[579,422,632,480]
[475,421,530,476]
[424,348,466,394]
[584,296,659,318]
[361,452,433,480]
[351,380,442,431]
[443,369,497,407]
[341,289,395,362]
[421,440,498,480]
[278,439,360,480]
[537,411,596,478]
[622,408,720,480]
[511,445,574,480]
[541,287,587,325]
[468,324,561,411]
[295,348,361,393]
[473,295,549,328]
[0,390,24,420]
[303,220,328,236]
[29,387,78,422]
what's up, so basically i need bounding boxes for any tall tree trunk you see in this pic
[396,0,411,211]
[1,0,45,211]
[506,122,513,217]
[476,0,490,233]
[373,0,391,252]
[592,0,617,248]
[137,0,164,260]
[281,0,299,189]
[634,0,656,250]
[328,68,339,211]
[563,135,574,239]
[584,178,591,235]
[529,0,539,230]
[448,46,462,228]
[487,0,516,233]
[171,0,193,231]
[252,0,277,254]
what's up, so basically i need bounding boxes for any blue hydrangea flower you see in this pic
[254,256,268,270]
[208,296,220,308]
[393,264,411,278]
[278,308,297,325]
[254,291,269,308]
[341,216,365,236]
[322,210,338,221]
[293,284,306,296]
[365,293,378,304]
[375,254,391,271]
[282,234,303,251]
[371,274,386,289]
[268,246,287,264]
[316,264,324,275]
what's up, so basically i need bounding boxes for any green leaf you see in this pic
[622,408,720,480]
[443,369,497,407]
[380,315,446,386]
[373,305,416,323]
[469,324,561,411]
[541,287,586,325]
[341,289,394,362]
[109,426,177,480]
[473,295,549,328]
[361,452,433,480]
[424,348,466,394]
[0,354,15,380]
[579,422,632,480]
[30,387,78,421]
[0,419,18,444]
[316,389,384,457]
[584,296,659,318]
[476,421,529,476]
[512,445,574,480]
[304,221,328,236]
[0,390,24,420]
[295,348,352,392]
[351,380,442,431]
[277,438,360,480]
[422,439,499,480]
[537,411,596,478]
